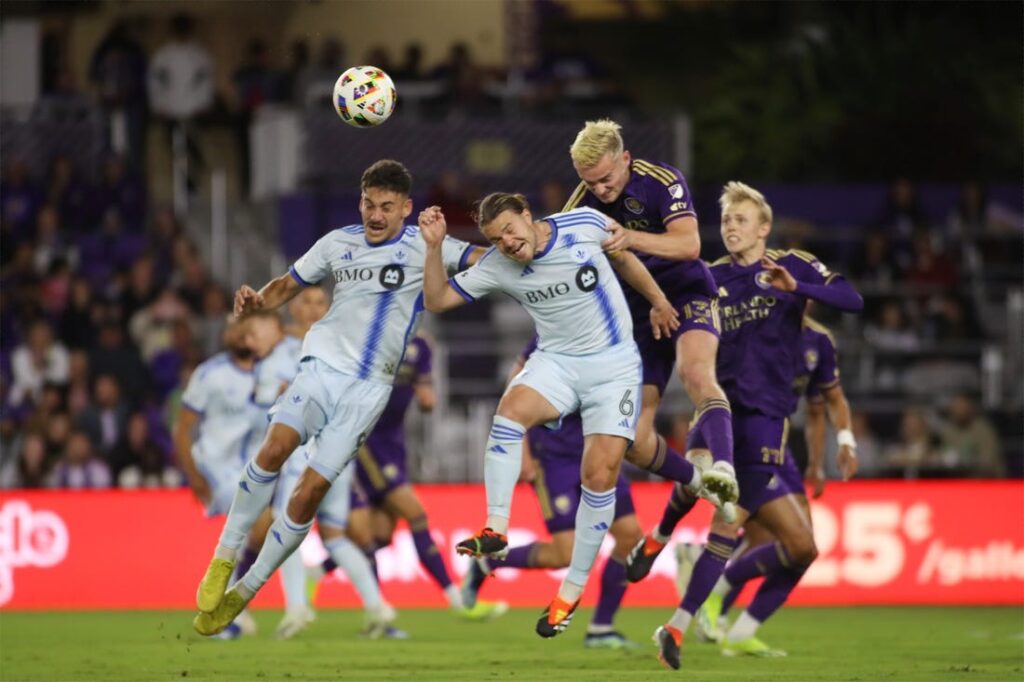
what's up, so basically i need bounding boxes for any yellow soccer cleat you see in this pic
[193,587,249,636]
[694,592,725,643]
[721,636,787,657]
[196,558,235,613]
[459,599,510,622]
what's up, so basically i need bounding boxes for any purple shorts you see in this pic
[532,456,636,534]
[630,291,720,395]
[349,478,369,511]
[730,411,805,514]
[354,441,407,507]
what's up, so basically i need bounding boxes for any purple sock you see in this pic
[657,483,698,538]
[721,582,742,615]
[591,555,628,627]
[693,401,733,465]
[724,542,791,586]
[235,546,258,582]
[487,542,538,570]
[680,533,737,614]
[411,524,453,589]
[746,565,806,622]
[642,436,697,486]
[362,542,379,581]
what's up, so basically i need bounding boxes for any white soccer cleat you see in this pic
[274,607,316,640]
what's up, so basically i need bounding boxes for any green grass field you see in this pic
[1,607,1021,681]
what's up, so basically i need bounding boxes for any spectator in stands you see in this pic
[89,322,149,405]
[89,20,149,172]
[120,255,160,322]
[59,277,97,350]
[77,374,129,457]
[174,258,210,314]
[65,349,91,417]
[32,205,76,276]
[149,318,200,401]
[364,45,396,77]
[128,287,194,362]
[197,284,230,357]
[44,155,93,233]
[111,411,174,488]
[94,155,147,233]
[233,39,281,196]
[1,158,39,240]
[940,393,1004,478]
[0,416,20,488]
[43,412,73,462]
[148,206,183,283]
[864,299,920,352]
[904,227,960,294]
[394,43,425,82]
[77,206,147,288]
[52,431,111,489]
[279,39,310,103]
[14,433,51,489]
[9,320,70,409]
[926,294,982,344]
[877,177,927,243]
[293,37,346,108]
[883,406,944,478]
[23,382,67,438]
[40,258,73,318]
[431,42,485,110]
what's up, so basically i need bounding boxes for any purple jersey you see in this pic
[793,319,840,403]
[711,249,845,421]
[563,158,718,305]
[365,336,431,453]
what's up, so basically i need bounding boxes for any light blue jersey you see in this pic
[290,226,472,384]
[450,207,632,355]
[181,353,258,512]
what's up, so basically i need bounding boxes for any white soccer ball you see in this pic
[333,66,396,128]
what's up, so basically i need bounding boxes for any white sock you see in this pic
[445,584,464,610]
[324,535,382,611]
[727,610,761,641]
[652,528,671,544]
[561,485,615,596]
[278,546,308,611]
[711,575,732,597]
[218,459,281,556]
[483,416,525,534]
[240,510,313,598]
[668,607,692,633]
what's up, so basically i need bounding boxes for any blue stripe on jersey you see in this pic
[449,277,475,302]
[358,290,396,379]
[591,281,622,346]
[457,244,473,271]
[342,225,363,234]
[559,231,578,248]
[395,292,426,378]
[289,265,312,287]
[534,219,560,259]
[181,401,204,415]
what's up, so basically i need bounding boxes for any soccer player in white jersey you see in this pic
[193,160,483,635]
[246,306,396,639]
[174,317,260,638]
[418,193,680,637]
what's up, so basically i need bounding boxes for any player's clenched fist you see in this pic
[233,284,264,317]
[649,298,681,340]
[418,205,448,247]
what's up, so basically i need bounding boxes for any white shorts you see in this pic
[196,458,245,517]
[270,358,391,480]
[508,341,642,441]
[273,440,354,530]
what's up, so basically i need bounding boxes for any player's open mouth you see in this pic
[367,223,387,235]
[510,243,526,257]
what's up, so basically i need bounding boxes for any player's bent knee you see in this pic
[257,437,295,471]
[784,535,818,568]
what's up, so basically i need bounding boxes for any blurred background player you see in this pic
[460,337,643,649]
[173,316,261,639]
[245,303,396,639]
[677,313,858,644]
[651,182,863,668]
[421,196,678,637]
[307,331,508,622]
[564,120,739,547]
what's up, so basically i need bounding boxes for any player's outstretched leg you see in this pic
[627,482,699,582]
[537,483,615,638]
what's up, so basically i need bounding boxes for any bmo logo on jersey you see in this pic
[576,265,599,292]
[524,282,571,303]
[379,265,405,290]
[334,267,373,284]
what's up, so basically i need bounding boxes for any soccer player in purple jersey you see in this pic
[680,315,858,645]
[564,120,739,574]
[460,338,644,649]
[651,182,863,669]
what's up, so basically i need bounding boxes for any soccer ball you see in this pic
[333,66,396,128]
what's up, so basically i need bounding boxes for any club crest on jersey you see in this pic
[576,265,599,292]
[805,350,819,371]
[554,495,572,514]
[571,247,589,264]
[379,264,405,290]
[624,197,644,214]
[755,271,773,289]
[391,248,409,265]
[669,183,684,199]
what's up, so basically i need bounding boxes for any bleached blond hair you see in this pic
[719,181,773,225]
[569,119,624,168]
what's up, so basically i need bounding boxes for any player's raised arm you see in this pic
[760,257,864,312]
[606,246,680,340]
[419,206,471,312]
[234,273,304,317]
